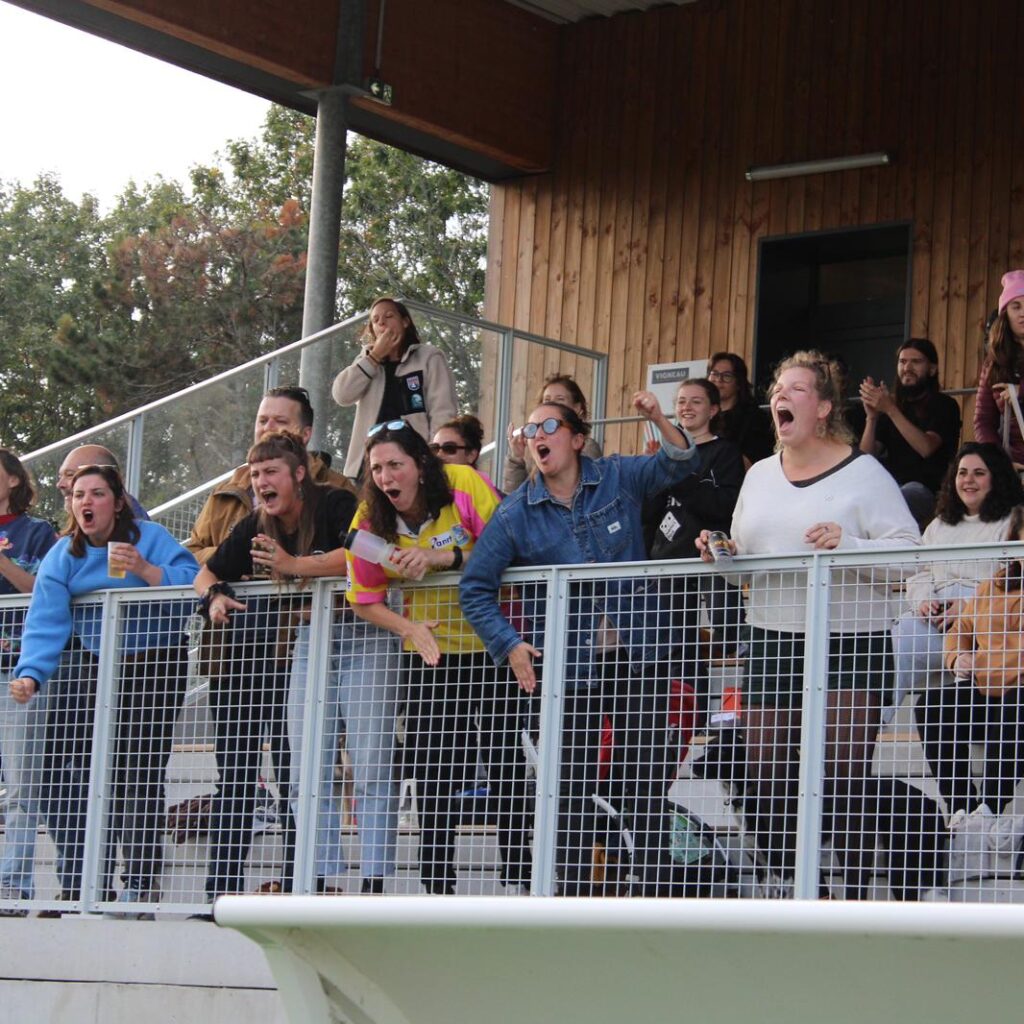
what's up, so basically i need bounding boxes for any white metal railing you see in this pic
[2,541,1023,916]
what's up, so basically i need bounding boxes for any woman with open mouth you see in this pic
[460,390,701,896]
[502,373,603,493]
[9,464,198,917]
[698,351,920,899]
[193,430,382,903]
[345,421,514,895]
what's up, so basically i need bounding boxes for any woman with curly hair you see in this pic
[698,351,919,897]
[333,298,459,479]
[890,442,1023,715]
[345,421,527,893]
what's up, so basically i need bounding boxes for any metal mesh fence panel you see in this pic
[5,543,1024,916]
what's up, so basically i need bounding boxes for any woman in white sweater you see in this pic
[699,351,920,897]
[890,442,1023,715]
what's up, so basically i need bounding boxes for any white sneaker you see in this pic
[948,804,995,884]
[987,811,1024,854]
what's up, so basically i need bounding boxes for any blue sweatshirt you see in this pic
[0,514,58,670]
[14,521,199,686]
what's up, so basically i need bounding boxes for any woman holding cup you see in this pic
[345,421,514,894]
[9,464,198,914]
[192,431,398,900]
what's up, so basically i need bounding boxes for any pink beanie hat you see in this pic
[998,270,1024,312]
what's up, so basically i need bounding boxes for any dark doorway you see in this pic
[752,223,911,399]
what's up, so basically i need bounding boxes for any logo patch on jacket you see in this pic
[400,371,425,413]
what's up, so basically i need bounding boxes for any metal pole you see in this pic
[794,554,829,899]
[300,87,348,452]
[124,412,145,500]
[531,568,568,897]
[492,328,516,480]
[79,592,120,913]
[291,579,335,893]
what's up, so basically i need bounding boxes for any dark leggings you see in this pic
[46,645,188,897]
[404,651,532,893]
[915,681,1024,817]
[556,652,676,895]
[204,614,294,898]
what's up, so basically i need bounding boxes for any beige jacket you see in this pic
[944,576,1024,697]
[332,343,459,478]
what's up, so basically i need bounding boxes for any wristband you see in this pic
[449,546,464,571]
[199,580,237,617]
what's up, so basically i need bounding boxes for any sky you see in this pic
[0,1,273,207]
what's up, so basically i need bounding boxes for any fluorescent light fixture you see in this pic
[745,151,891,182]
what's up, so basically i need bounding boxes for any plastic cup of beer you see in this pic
[107,542,128,578]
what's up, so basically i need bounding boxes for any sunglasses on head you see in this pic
[367,419,410,439]
[522,417,566,439]
[429,442,468,456]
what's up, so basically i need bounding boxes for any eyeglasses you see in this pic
[367,419,410,438]
[708,370,737,383]
[429,442,468,456]
[521,417,566,439]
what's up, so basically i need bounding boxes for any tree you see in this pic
[0,105,489,498]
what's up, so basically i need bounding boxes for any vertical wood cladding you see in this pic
[485,0,1024,454]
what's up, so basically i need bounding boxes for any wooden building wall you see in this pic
[484,0,1024,455]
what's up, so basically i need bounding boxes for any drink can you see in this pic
[707,531,734,564]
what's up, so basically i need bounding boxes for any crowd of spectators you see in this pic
[4,277,1024,910]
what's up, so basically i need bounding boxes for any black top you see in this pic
[644,436,744,559]
[873,391,961,493]
[207,486,357,581]
[376,361,407,424]
[716,402,774,466]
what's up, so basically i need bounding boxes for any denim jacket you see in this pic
[459,436,699,688]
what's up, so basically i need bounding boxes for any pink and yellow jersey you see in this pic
[345,463,500,654]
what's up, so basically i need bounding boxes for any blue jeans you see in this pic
[0,680,50,898]
[288,617,400,881]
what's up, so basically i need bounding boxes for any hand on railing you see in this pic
[9,677,38,704]
[695,529,737,563]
